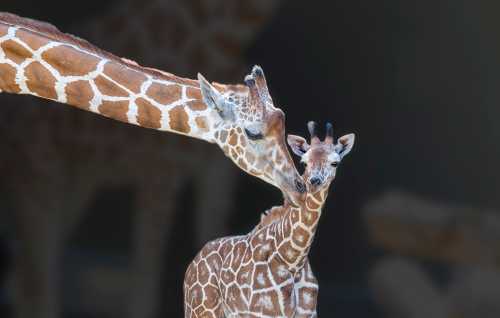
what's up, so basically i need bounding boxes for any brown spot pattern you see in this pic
[184,224,321,316]
[228,132,238,146]
[0,25,7,37]
[65,80,93,110]
[239,134,247,147]
[103,62,146,93]
[169,105,190,134]
[221,269,235,285]
[189,283,204,308]
[25,61,57,99]
[202,241,221,257]
[187,99,207,111]
[219,240,233,254]
[235,146,244,155]
[292,226,310,248]
[253,239,275,262]
[185,264,198,286]
[278,241,300,264]
[313,191,323,202]
[298,287,318,310]
[304,263,318,284]
[94,75,129,97]
[282,283,297,316]
[212,82,226,92]
[252,265,272,289]
[290,209,300,223]
[282,219,292,238]
[227,285,246,312]
[195,116,208,132]
[301,209,319,227]
[136,98,161,129]
[243,247,252,263]
[16,29,50,50]
[219,130,228,143]
[99,100,129,123]
[236,263,253,285]
[250,232,265,248]
[230,242,247,271]
[1,40,32,64]
[146,83,180,105]
[269,255,290,285]
[240,287,251,305]
[186,86,202,100]
[204,285,220,309]
[0,63,20,93]
[206,254,222,272]
[197,260,210,285]
[42,45,100,76]
[306,196,320,210]
[252,290,281,316]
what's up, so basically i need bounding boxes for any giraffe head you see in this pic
[287,121,355,194]
[198,66,306,202]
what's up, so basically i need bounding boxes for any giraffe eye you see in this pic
[245,128,263,140]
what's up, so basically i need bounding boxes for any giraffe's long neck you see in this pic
[275,189,328,272]
[0,13,229,142]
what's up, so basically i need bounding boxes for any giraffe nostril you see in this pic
[310,177,322,186]
[295,179,306,193]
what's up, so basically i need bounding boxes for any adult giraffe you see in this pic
[1,2,286,318]
[0,9,304,318]
[0,11,304,188]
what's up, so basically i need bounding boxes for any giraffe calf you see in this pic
[184,122,355,318]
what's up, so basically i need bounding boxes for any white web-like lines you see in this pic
[184,214,321,318]
[0,24,216,140]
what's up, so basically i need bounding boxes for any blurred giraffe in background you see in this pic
[365,191,500,318]
[0,1,284,318]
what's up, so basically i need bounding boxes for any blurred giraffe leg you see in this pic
[194,155,237,247]
[129,175,182,318]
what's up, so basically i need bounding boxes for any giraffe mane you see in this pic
[255,206,287,230]
[0,12,202,87]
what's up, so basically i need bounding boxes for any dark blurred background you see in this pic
[1,0,500,317]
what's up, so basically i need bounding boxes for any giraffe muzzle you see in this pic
[310,177,322,186]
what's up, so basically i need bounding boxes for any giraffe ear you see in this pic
[336,133,355,159]
[198,73,235,122]
[287,134,310,157]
